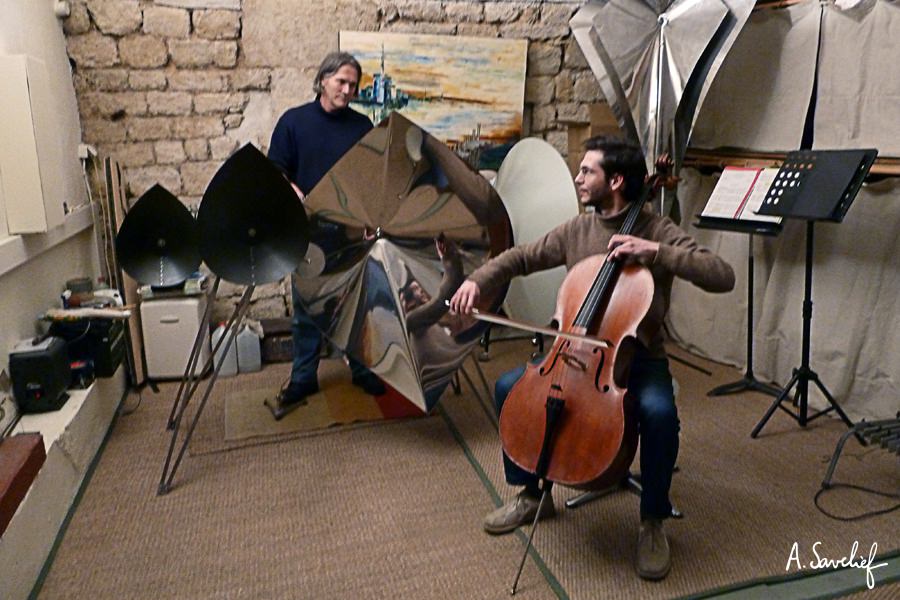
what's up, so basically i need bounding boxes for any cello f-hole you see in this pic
[539,341,568,376]
[593,349,607,392]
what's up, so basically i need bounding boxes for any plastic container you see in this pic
[211,323,238,377]
[236,324,262,373]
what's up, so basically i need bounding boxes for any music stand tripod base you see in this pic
[750,149,877,438]
[692,225,782,399]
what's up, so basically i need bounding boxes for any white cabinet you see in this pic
[140,296,210,379]
[0,55,66,234]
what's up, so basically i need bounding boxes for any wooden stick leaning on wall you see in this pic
[104,158,147,386]
[683,148,900,176]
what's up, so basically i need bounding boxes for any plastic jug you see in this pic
[236,324,262,373]
[211,323,238,377]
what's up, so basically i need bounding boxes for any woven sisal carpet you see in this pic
[36,365,554,599]
[35,341,898,598]
[441,341,900,599]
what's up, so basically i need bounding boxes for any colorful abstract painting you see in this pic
[339,31,527,168]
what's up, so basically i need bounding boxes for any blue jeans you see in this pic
[291,284,371,385]
[494,355,679,520]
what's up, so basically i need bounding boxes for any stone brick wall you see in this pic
[63,0,601,319]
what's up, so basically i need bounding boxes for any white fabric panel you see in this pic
[668,170,783,369]
[755,178,900,421]
[668,169,900,420]
[666,170,756,368]
[814,1,900,154]
[689,2,820,152]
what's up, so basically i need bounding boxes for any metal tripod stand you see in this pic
[708,234,782,399]
[751,222,855,437]
[158,281,255,494]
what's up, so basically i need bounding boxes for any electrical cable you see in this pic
[117,388,143,416]
[814,483,900,522]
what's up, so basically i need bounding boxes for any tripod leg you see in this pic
[564,484,620,509]
[166,278,220,429]
[470,353,494,403]
[479,325,492,362]
[450,372,461,395]
[708,378,754,397]
[810,376,855,429]
[751,371,801,438]
[158,286,254,494]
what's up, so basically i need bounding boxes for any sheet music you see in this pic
[701,167,782,224]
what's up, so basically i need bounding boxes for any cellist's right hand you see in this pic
[450,280,480,315]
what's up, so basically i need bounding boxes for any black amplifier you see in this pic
[49,318,125,378]
[9,337,71,413]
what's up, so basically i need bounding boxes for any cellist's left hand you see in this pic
[608,234,659,264]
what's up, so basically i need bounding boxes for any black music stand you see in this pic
[750,149,877,438]
[695,218,783,399]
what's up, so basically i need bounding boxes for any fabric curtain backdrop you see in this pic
[814,1,900,154]
[689,1,820,151]
[668,170,900,421]
[671,1,900,420]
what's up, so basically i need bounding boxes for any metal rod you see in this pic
[708,235,782,397]
[166,277,220,429]
[158,285,254,495]
[751,222,854,438]
[469,353,494,404]
[510,488,551,596]
[157,292,243,494]
[459,362,498,430]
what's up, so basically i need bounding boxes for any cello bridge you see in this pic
[559,352,587,372]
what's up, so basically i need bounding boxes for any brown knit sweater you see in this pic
[469,206,736,358]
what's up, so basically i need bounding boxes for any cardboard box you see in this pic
[260,318,293,363]
[0,433,46,536]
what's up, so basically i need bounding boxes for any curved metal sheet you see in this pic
[197,143,309,286]
[115,184,200,287]
[494,138,579,327]
[294,112,513,412]
[571,0,755,169]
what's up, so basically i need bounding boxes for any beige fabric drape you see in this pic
[668,170,900,420]
[670,0,899,420]
[815,1,900,154]
[689,1,820,152]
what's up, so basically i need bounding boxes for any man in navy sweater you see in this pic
[267,52,385,419]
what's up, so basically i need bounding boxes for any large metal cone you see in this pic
[115,184,200,287]
[198,144,309,286]
[295,112,513,412]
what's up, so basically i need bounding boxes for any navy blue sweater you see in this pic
[267,100,373,196]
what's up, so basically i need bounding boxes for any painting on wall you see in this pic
[339,30,527,169]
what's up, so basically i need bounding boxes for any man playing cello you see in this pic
[449,136,735,580]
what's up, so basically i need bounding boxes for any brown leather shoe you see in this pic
[636,518,671,580]
[483,490,556,535]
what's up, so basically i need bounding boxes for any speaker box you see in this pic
[49,318,126,378]
[9,337,71,413]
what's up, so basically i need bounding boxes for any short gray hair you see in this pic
[313,52,363,95]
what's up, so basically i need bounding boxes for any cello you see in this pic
[499,157,676,490]
[496,157,676,594]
